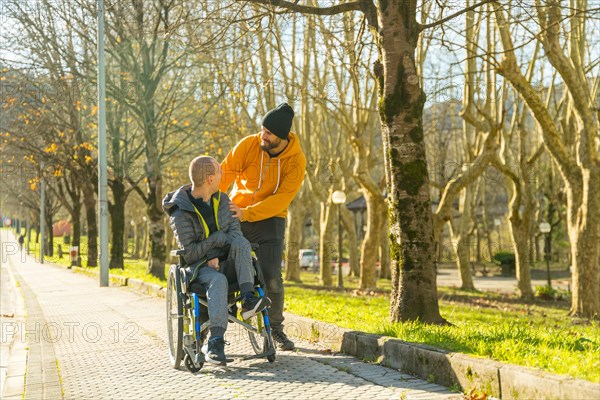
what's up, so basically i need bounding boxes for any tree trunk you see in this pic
[82,184,98,267]
[285,204,303,282]
[476,225,482,264]
[134,222,143,259]
[146,174,165,279]
[509,221,534,300]
[141,222,148,259]
[378,1,445,323]
[341,208,359,279]
[45,200,54,257]
[349,212,363,278]
[360,191,382,290]
[449,187,476,290]
[379,207,391,279]
[72,201,81,250]
[319,201,334,286]
[165,218,174,264]
[568,168,600,317]
[108,179,127,269]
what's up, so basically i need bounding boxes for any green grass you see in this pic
[284,280,600,383]
[22,232,171,287]
[109,259,170,287]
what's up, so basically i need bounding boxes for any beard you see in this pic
[260,137,281,152]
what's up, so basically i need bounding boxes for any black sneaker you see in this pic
[272,329,295,351]
[241,295,271,320]
[201,336,227,365]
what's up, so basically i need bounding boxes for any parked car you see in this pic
[299,249,319,271]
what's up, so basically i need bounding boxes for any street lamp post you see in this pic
[40,161,45,264]
[494,218,501,252]
[332,190,346,288]
[97,0,109,287]
[539,222,552,287]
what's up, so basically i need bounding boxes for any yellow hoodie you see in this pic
[219,132,306,222]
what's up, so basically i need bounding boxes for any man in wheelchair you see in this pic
[163,156,270,365]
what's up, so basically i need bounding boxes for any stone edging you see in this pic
[52,262,600,399]
[281,313,600,400]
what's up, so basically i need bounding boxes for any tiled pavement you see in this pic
[1,231,458,399]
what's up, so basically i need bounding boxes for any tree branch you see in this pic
[237,0,364,15]
[236,0,378,29]
[420,0,497,31]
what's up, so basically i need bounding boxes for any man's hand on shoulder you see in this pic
[228,200,243,220]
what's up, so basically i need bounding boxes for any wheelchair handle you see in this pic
[171,245,257,257]
[170,249,185,257]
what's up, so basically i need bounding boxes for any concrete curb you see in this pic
[282,313,600,400]
[127,278,164,298]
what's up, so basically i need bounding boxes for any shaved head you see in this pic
[189,156,218,187]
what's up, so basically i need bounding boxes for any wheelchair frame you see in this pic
[166,249,276,372]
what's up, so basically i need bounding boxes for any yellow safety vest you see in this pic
[191,191,221,239]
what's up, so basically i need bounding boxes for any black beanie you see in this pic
[261,102,294,140]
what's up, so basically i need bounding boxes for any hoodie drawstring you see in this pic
[253,151,281,204]
[273,159,281,194]
[257,151,265,191]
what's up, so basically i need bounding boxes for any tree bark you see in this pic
[379,206,391,279]
[44,197,54,257]
[448,186,476,290]
[134,222,143,259]
[72,201,81,250]
[377,1,446,323]
[341,207,359,278]
[82,182,98,267]
[319,200,334,286]
[285,203,303,282]
[568,168,600,316]
[360,191,382,290]
[108,179,126,269]
[146,171,166,279]
[165,218,174,265]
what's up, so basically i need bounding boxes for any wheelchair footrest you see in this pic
[241,348,276,361]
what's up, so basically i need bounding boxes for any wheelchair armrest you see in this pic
[170,249,185,257]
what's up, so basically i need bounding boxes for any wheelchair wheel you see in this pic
[167,265,184,369]
[247,313,276,362]
[184,353,203,373]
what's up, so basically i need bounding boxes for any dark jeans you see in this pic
[241,217,286,330]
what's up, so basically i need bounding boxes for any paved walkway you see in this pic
[0,230,457,400]
[436,268,571,293]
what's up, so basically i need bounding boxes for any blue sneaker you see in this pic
[241,295,271,320]
[201,336,227,365]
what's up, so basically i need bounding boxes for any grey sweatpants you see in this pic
[198,235,256,331]
[197,266,228,331]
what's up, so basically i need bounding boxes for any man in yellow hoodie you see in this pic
[220,102,306,350]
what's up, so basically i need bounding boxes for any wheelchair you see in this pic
[166,247,276,372]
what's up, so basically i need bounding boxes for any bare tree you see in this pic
[492,0,599,317]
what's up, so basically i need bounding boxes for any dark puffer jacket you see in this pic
[162,184,245,268]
